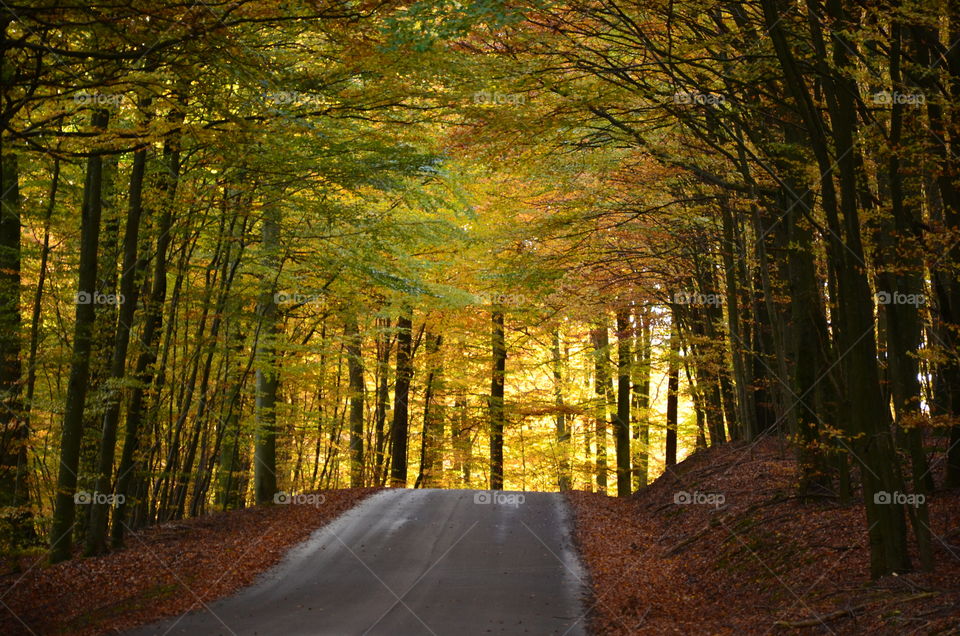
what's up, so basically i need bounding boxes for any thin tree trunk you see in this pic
[590,323,609,494]
[254,206,280,504]
[631,309,651,490]
[551,329,571,491]
[665,325,680,470]
[345,315,365,488]
[489,308,506,490]
[416,333,443,488]
[373,318,392,485]
[390,309,413,487]
[614,310,631,497]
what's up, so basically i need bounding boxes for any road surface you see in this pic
[126,489,588,635]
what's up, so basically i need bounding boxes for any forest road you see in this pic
[125,489,589,636]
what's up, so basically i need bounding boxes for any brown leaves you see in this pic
[0,488,379,636]
[568,440,960,634]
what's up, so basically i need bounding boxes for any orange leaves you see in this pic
[567,439,960,634]
[0,488,379,636]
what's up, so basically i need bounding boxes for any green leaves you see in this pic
[382,0,525,52]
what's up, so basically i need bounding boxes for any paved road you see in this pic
[127,489,588,636]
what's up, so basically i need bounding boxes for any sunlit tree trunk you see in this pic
[345,315,365,488]
[551,329,571,491]
[631,309,651,490]
[590,323,609,494]
[254,205,280,504]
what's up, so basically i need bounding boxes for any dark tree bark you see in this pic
[389,309,413,487]
[761,0,911,576]
[0,151,31,545]
[50,110,109,563]
[665,325,680,470]
[85,147,147,555]
[112,119,182,548]
[614,310,631,497]
[489,308,506,490]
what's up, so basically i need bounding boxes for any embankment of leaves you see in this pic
[0,487,379,635]
[568,440,960,635]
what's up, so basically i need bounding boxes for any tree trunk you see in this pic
[85,147,147,555]
[665,325,680,470]
[389,309,413,487]
[373,317,392,485]
[345,315,365,488]
[111,120,181,548]
[590,323,610,494]
[631,309,652,490]
[254,206,280,504]
[551,329,571,491]
[416,333,443,488]
[0,151,31,545]
[50,110,109,562]
[614,310,631,497]
[489,308,506,490]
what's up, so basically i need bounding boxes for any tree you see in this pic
[50,110,109,563]
[345,315,365,488]
[489,308,506,490]
[254,206,281,505]
[614,309,631,497]
[390,309,414,487]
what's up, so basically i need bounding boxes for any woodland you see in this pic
[1,1,960,627]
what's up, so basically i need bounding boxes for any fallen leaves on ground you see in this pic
[0,488,379,635]
[568,440,960,635]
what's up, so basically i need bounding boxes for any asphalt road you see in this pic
[126,489,588,636]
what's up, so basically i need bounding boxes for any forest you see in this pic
[1,0,960,634]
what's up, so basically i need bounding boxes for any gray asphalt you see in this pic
[125,489,589,636]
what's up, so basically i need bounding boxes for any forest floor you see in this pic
[568,438,960,635]
[0,487,379,635]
